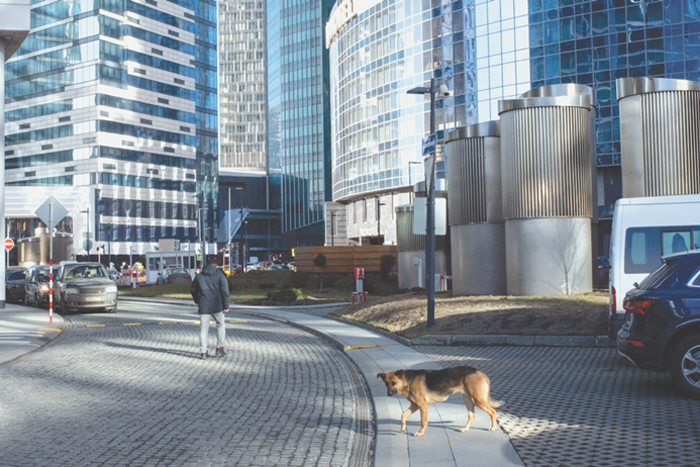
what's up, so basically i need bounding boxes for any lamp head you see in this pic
[438,84,451,97]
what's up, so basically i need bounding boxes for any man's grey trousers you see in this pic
[200,311,226,354]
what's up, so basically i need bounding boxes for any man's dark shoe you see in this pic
[200,352,207,360]
[215,347,227,358]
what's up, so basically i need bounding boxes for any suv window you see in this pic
[640,257,699,289]
[8,271,25,281]
[63,265,107,279]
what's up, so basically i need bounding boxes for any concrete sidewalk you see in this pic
[122,297,524,467]
[0,304,65,365]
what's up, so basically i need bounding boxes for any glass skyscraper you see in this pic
[328,0,700,250]
[218,0,267,174]
[4,0,218,258]
[268,0,334,247]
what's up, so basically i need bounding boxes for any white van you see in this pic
[608,194,700,336]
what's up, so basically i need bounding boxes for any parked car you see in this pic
[617,249,700,398]
[53,262,118,314]
[608,193,700,338]
[24,265,52,307]
[107,268,120,285]
[5,267,27,304]
[156,267,192,285]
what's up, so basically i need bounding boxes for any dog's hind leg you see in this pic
[459,394,476,433]
[474,395,499,431]
[400,403,418,434]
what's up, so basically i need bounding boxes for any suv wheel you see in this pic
[669,334,700,399]
[59,296,68,315]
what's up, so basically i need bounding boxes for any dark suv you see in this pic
[618,249,700,398]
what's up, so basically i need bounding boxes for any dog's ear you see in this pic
[395,369,404,379]
[377,372,386,381]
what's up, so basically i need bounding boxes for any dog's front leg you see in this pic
[415,404,428,437]
[400,403,418,433]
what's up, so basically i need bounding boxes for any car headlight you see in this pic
[106,284,118,293]
[65,287,79,295]
[40,285,49,292]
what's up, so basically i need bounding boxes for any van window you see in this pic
[662,231,691,255]
[625,226,700,274]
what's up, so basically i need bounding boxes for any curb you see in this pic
[120,296,617,348]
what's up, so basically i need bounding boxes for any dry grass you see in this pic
[331,290,609,338]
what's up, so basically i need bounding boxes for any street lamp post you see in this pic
[407,78,449,328]
[197,205,207,269]
[331,211,336,246]
[81,207,90,262]
[376,198,386,245]
[228,186,244,273]
[408,161,421,203]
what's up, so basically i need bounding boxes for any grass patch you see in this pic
[331,291,609,338]
[119,270,400,305]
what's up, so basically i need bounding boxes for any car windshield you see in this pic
[35,268,51,282]
[64,265,107,279]
[167,268,187,275]
[8,271,26,281]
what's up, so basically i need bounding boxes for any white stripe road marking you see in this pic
[0,342,40,346]
[0,335,45,340]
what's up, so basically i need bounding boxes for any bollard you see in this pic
[351,291,368,305]
[355,267,365,293]
[132,269,137,288]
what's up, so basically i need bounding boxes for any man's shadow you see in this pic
[104,341,201,358]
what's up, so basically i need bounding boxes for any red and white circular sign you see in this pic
[4,238,14,251]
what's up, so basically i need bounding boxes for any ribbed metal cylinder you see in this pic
[499,105,594,219]
[618,77,700,198]
[498,86,595,296]
[395,206,424,253]
[445,122,506,296]
[445,121,502,225]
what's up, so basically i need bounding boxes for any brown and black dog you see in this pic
[377,366,502,437]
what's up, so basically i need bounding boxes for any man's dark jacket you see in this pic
[191,264,230,314]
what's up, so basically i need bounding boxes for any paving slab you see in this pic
[0,304,64,365]
[123,297,524,466]
[236,304,524,467]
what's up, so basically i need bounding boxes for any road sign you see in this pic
[4,238,14,251]
[412,197,447,236]
[421,133,436,156]
[83,239,93,252]
[34,196,69,229]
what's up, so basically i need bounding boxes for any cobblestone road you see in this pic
[418,345,700,467]
[0,303,373,467]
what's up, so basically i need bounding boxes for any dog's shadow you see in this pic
[377,418,493,436]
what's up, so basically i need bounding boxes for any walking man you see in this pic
[191,257,230,359]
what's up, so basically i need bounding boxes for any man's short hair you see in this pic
[208,257,219,266]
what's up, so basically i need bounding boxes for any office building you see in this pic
[268,0,334,247]
[218,0,267,174]
[4,0,218,262]
[327,0,700,253]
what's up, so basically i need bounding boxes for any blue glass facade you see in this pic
[525,0,700,219]
[269,0,335,246]
[329,0,700,246]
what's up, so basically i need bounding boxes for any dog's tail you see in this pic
[489,398,505,409]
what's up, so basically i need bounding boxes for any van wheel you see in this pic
[669,334,700,399]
